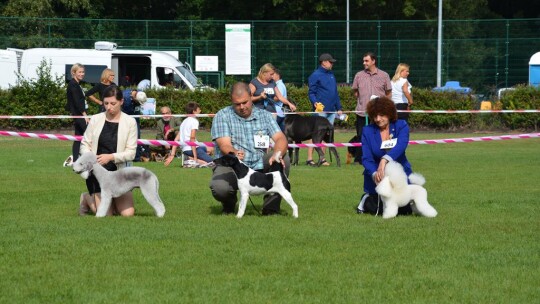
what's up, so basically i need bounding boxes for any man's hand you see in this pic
[235,150,245,161]
[269,151,285,167]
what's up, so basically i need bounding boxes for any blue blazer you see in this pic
[361,119,412,194]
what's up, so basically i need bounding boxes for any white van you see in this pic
[0,42,200,90]
[0,49,19,89]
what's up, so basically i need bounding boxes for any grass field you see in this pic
[0,130,538,303]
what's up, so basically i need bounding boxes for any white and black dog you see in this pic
[213,152,299,219]
[375,161,438,219]
[72,152,166,217]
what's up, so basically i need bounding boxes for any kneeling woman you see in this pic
[79,86,138,216]
[357,96,413,215]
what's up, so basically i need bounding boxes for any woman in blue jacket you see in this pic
[357,96,413,215]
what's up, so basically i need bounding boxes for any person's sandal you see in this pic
[320,159,330,166]
[305,160,316,166]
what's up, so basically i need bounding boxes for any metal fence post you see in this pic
[302,40,305,84]
[377,21,381,63]
[145,20,149,47]
[505,20,510,88]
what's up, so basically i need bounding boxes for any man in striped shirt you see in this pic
[351,52,392,163]
[210,82,291,215]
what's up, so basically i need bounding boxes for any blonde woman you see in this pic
[85,68,117,112]
[391,63,413,121]
[65,63,88,162]
[249,63,296,116]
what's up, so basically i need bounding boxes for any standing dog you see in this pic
[284,114,341,167]
[72,152,166,217]
[213,153,299,219]
[375,161,437,219]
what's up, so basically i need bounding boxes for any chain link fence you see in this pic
[1,17,539,95]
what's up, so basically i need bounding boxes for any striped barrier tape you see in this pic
[1,130,539,148]
[0,109,538,119]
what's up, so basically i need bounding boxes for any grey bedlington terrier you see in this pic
[72,152,166,217]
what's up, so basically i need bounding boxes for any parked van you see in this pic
[0,49,19,89]
[0,42,201,90]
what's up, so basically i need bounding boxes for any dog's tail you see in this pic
[408,173,425,186]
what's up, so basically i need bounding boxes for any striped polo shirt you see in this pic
[352,68,392,116]
[211,105,281,170]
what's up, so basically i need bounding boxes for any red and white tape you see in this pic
[1,130,538,148]
[0,109,538,120]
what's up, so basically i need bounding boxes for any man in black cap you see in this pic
[305,53,343,166]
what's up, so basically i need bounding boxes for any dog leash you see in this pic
[376,195,381,216]
[248,197,262,215]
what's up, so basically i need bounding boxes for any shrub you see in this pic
[0,59,68,130]
[498,85,540,130]
[1,74,538,131]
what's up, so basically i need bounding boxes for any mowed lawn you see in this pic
[0,130,538,303]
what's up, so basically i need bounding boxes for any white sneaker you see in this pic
[63,155,73,167]
[183,159,197,168]
[199,162,215,168]
[357,193,370,214]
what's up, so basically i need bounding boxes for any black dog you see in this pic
[346,135,361,164]
[284,114,341,167]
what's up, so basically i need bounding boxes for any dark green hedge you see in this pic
[1,68,538,131]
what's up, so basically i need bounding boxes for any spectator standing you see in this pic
[78,86,138,216]
[351,52,392,163]
[122,89,143,161]
[272,68,289,131]
[357,96,413,216]
[391,63,413,122]
[249,63,296,115]
[210,82,291,215]
[85,68,117,112]
[307,53,343,166]
[165,102,214,167]
[65,63,89,163]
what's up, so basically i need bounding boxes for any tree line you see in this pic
[0,0,538,21]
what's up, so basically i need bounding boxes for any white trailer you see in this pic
[0,42,200,91]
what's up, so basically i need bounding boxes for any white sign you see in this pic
[225,24,251,75]
[195,56,219,72]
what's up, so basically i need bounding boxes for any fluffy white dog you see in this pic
[375,161,438,219]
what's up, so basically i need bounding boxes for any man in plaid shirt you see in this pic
[210,82,291,215]
[352,52,392,163]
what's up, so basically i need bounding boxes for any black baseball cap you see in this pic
[319,53,337,63]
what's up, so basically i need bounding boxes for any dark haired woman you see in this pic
[78,85,138,216]
[357,96,413,215]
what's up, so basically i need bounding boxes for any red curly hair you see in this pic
[366,96,398,122]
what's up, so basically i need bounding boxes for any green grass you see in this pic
[0,131,538,303]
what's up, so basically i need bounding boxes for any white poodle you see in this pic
[375,161,438,219]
